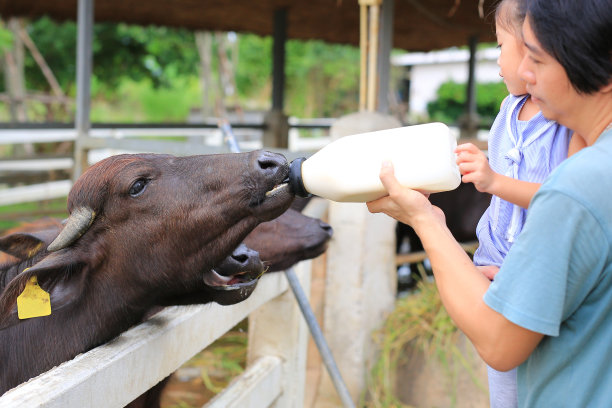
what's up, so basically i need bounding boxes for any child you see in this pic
[455,0,583,407]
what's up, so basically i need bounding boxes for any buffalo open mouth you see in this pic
[203,267,264,291]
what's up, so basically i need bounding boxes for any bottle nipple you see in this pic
[287,157,311,198]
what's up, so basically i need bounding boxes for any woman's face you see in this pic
[518,16,582,125]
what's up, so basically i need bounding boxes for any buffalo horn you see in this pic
[47,207,96,252]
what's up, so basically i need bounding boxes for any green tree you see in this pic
[22,17,199,92]
[10,17,363,121]
[427,80,508,127]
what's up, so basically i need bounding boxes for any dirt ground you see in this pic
[160,370,216,408]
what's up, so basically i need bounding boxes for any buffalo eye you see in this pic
[129,179,149,197]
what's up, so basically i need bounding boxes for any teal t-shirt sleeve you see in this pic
[484,188,608,336]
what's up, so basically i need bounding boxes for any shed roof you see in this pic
[0,0,497,51]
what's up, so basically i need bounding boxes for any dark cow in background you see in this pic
[245,207,332,272]
[0,151,295,395]
[396,182,491,289]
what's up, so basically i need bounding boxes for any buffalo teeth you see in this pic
[265,183,288,197]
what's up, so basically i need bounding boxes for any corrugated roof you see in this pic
[0,0,497,51]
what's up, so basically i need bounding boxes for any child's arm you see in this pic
[456,143,540,209]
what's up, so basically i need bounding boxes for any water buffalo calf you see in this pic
[0,151,294,395]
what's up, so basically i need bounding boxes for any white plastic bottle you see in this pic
[287,122,461,202]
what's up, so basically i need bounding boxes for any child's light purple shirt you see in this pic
[473,94,571,267]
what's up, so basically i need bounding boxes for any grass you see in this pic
[365,263,486,408]
[194,330,247,394]
[0,197,68,233]
[161,320,248,408]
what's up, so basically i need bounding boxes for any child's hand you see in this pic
[455,143,496,193]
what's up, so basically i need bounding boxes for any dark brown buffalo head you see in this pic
[0,151,293,329]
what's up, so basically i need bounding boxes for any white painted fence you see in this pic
[0,180,72,206]
[0,198,329,408]
[0,124,331,206]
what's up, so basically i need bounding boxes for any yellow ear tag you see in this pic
[17,275,51,319]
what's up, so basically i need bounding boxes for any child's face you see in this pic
[496,18,528,96]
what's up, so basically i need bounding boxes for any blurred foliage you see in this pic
[0,198,68,232]
[427,80,508,127]
[89,76,202,122]
[181,321,248,395]
[3,17,360,121]
[19,17,199,92]
[0,25,13,53]
[285,40,360,117]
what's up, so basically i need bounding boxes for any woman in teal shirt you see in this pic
[368,0,612,406]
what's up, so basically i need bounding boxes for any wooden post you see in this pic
[367,4,380,112]
[263,8,289,148]
[359,3,368,111]
[4,18,28,124]
[359,0,384,113]
[459,35,480,139]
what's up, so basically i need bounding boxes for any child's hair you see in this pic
[495,0,528,36]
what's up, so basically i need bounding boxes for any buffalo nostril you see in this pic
[257,151,285,172]
[319,221,333,235]
[232,244,250,264]
[231,244,260,265]
[232,253,248,264]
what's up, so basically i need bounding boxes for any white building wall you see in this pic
[393,48,503,116]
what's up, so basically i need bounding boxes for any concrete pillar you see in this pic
[315,111,399,406]
[73,0,94,180]
[263,109,290,149]
[376,0,394,114]
[247,261,311,408]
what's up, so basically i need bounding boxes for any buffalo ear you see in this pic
[0,250,87,330]
[0,229,58,260]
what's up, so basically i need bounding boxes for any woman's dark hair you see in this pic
[528,0,612,94]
